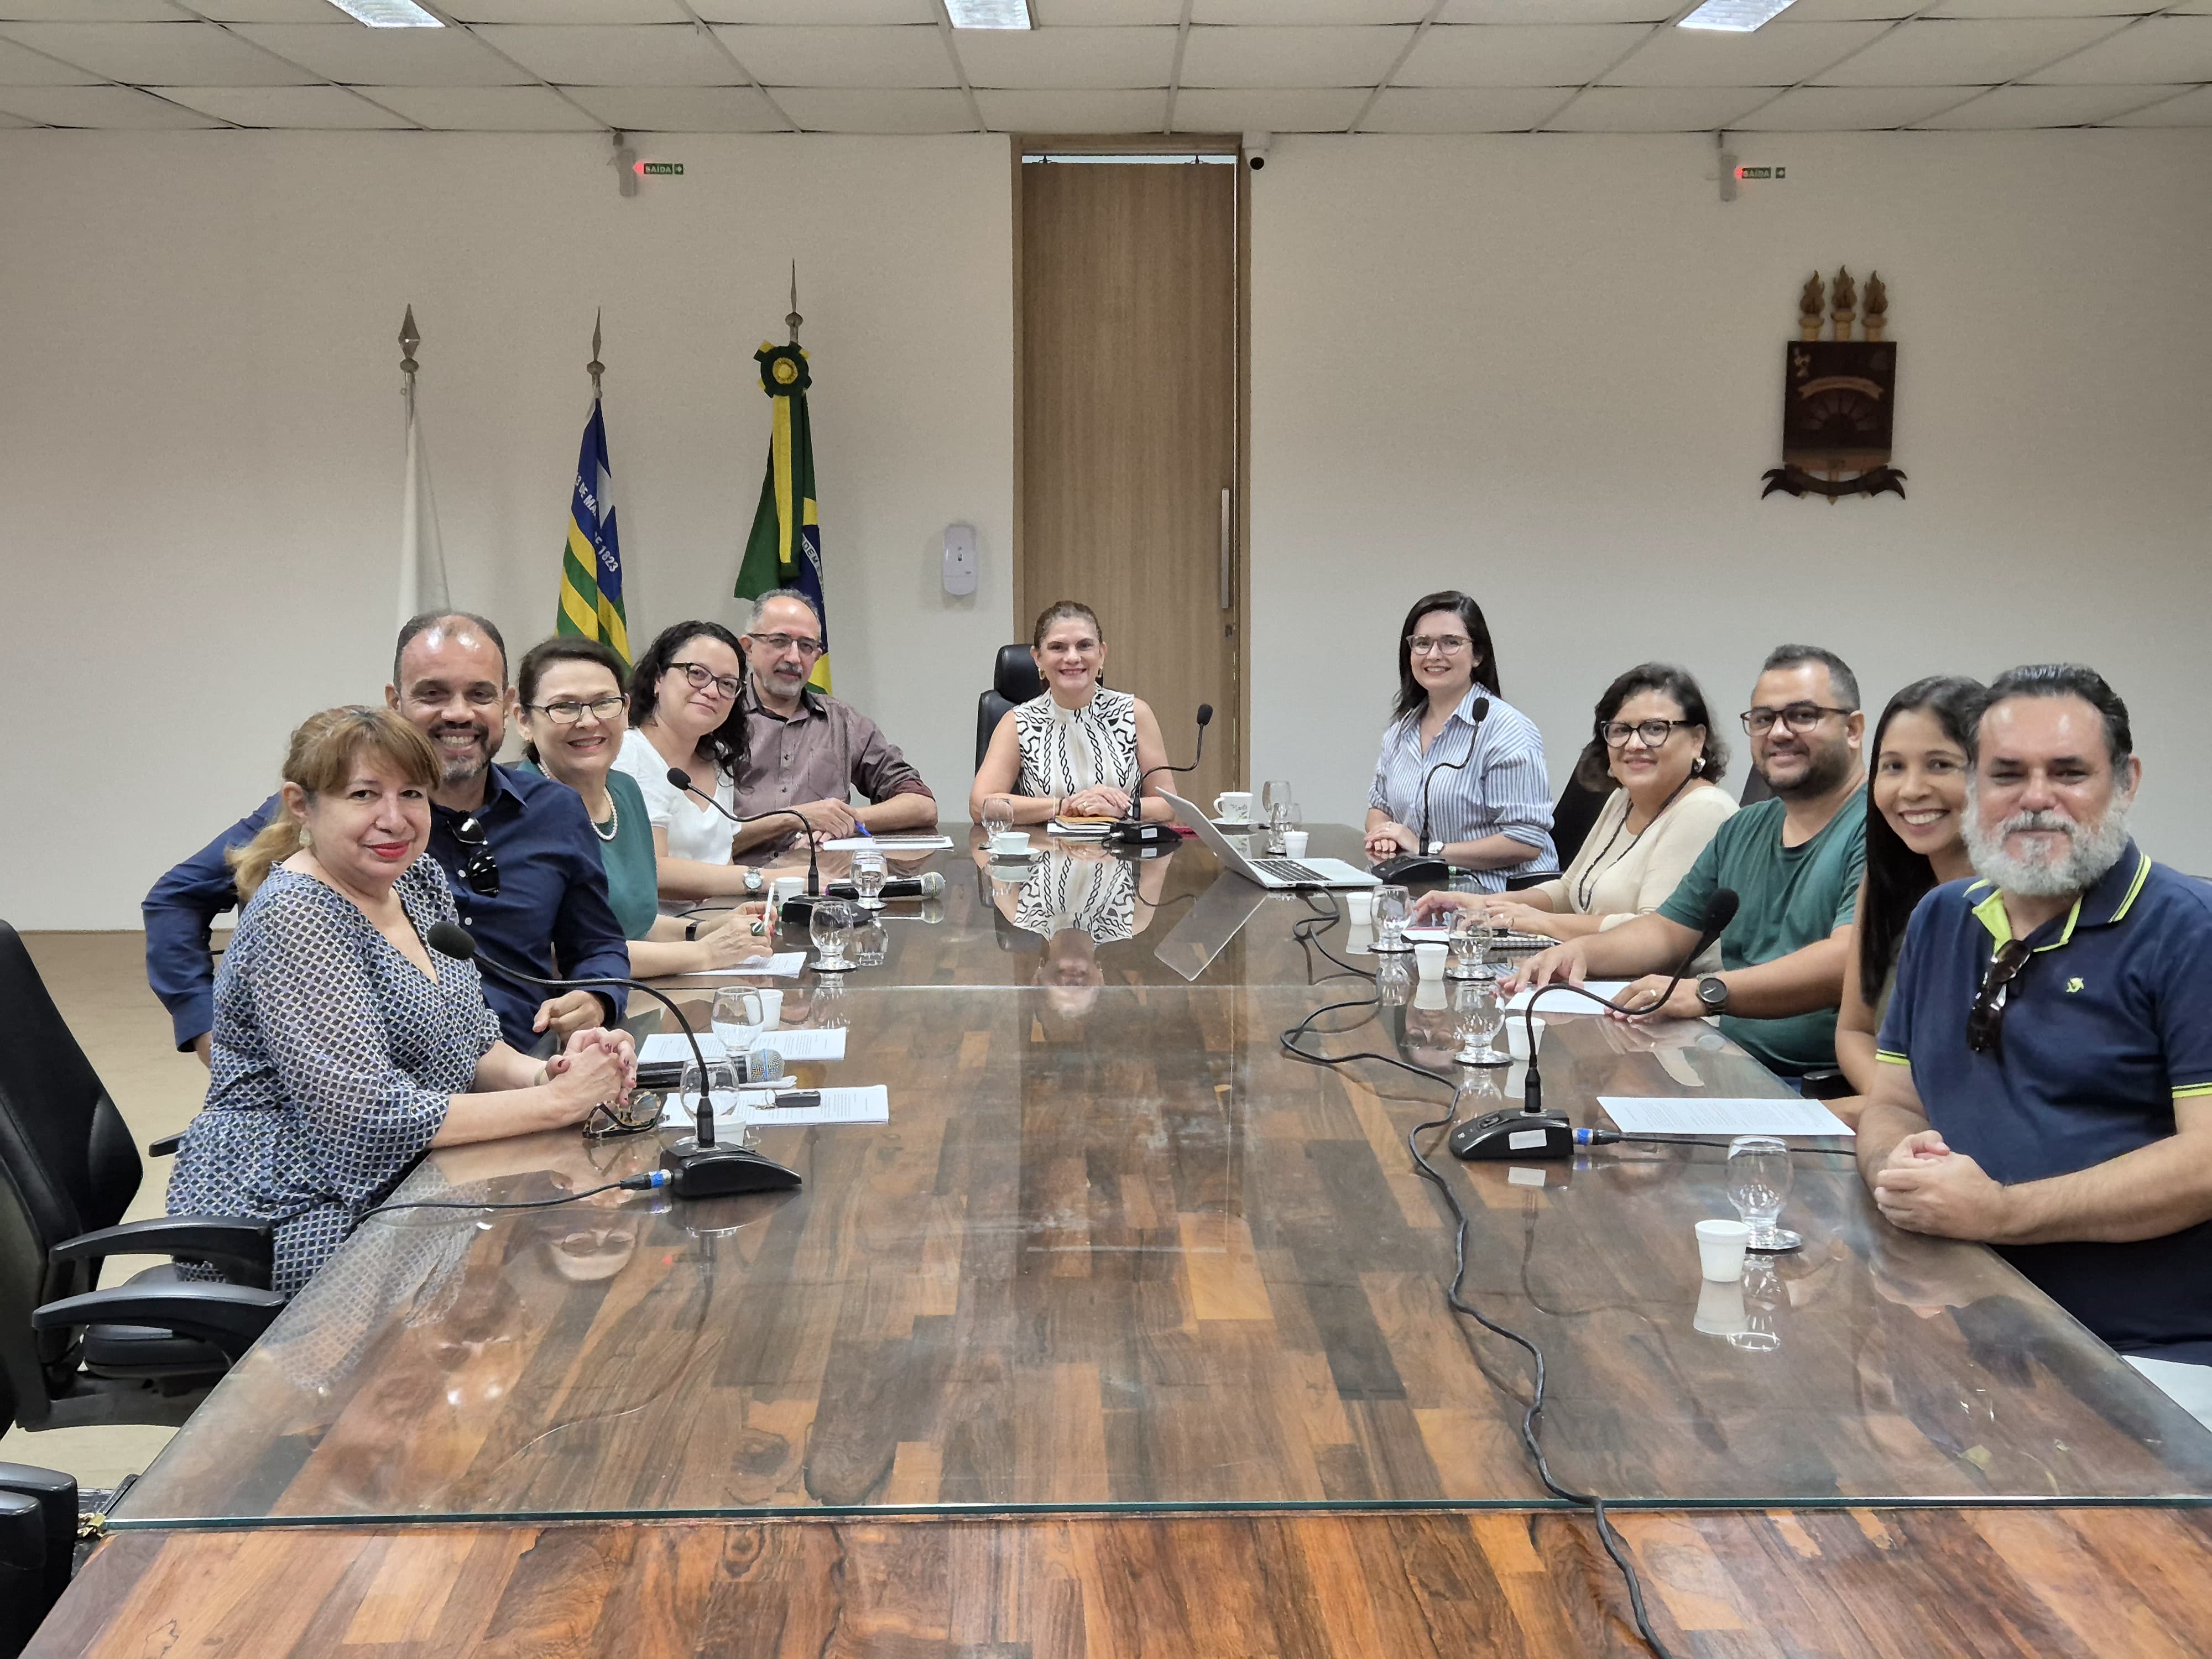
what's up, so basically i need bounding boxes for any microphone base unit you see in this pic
[1103,821,1178,849]
[1449,1106,1574,1162]
[1370,854,1450,889]
[660,1138,804,1198]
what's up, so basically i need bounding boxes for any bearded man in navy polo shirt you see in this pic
[1858,665,2212,1423]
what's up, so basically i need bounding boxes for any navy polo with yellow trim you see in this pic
[1876,842,2212,1363]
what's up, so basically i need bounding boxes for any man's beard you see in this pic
[431,722,493,787]
[1761,736,1853,801]
[1964,792,2132,899]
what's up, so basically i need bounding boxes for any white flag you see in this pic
[396,384,450,631]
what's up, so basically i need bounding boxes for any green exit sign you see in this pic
[640,161,684,176]
[1735,165,1786,181]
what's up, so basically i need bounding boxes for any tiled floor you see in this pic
[4,932,212,1488]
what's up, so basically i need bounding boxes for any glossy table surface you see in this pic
[108,825,2212,1527]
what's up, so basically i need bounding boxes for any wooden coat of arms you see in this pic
[1762,267,1905,500]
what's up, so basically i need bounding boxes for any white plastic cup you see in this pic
[1695,1218,1752,1283]
[756,989,784,1027]
[1414,942,1446,980]
[1347,891,1375,925]
[1281,830,1309,858]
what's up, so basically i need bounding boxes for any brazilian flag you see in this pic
[734,342,828,692]
[555,395,630,663]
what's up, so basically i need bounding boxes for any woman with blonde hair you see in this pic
[166,706,635,1296]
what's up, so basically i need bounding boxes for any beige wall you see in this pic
[1248,130,2212,874]
[0,131,1016,930]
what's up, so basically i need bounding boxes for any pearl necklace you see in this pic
[589,790,619,843]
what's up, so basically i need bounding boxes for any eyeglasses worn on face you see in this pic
[450,814,500,898]
[1406,635,1473,658]
[670,661,744,701]
[746,632,825,661]
[1740,703,1851,735]
[526,694,626,726]
[1600,718,1694,748]
[1966,939,2031,1055]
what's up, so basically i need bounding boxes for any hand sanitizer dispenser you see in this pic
[942,523,978,597]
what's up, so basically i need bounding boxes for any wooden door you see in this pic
[1017,154,1243,808]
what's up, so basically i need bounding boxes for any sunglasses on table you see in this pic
[1966,940,2032,1054]
[449,813,500,899]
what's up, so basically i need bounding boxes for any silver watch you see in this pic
[743,867,764,894]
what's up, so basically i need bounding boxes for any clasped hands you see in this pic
[539,1027,639,1113]
[1871,1129,2013,1241]
[1060,785,1130,819]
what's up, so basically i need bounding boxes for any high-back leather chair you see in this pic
[0,1365,74,1659]
[0,921,281,1433]
[975,644,1045,771]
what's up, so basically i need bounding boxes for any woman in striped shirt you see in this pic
[1364,590,1557,895]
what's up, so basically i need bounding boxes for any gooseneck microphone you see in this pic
[667,768,822,896]
[1107,704,1213,850]
[1373,696,1489,887]
[1447,888,1739,1162]
[426,922,800,1199]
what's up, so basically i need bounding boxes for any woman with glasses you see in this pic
[611,620,765,901]
[1363,590,1556,889]
[1830,676,1984,1120]
[515,637,771,977]
[1414,664,1735,959]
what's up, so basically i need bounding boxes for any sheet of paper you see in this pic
[680,951,806,979]
[638,1027,847,1064]
[660,1085,889,1129]
[1503,981,1629,1013]
[821,835,953,852]
[1597,1095,1854,1138]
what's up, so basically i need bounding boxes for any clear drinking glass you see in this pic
[1446,908,1490,978]
[709,988,764,1054]
[1727,1134,1801,1251]
[852,912,888,968]
[1371,884,1412,952]
[850,848,888,910]
[808,974,851,1030]
[1266,800,1295,854]
[810,899,859,971]
[1374,953,1415,1007]
[982,796,1015,838]
[1452,971,1508,1067]
[1261,780,1293,818]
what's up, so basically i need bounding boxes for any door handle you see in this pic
[1219,487,1232,612]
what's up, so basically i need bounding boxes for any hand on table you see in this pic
[1061,785,1129,818]
[791,798,858,839]
[1503,940,1590,997]
[533,989,606,1042]
[1611,973,1704,1023]
[541,1037,630,1120]
[1365,821,1417,860]
[696,911,772,970]
[1410,890,1478,925]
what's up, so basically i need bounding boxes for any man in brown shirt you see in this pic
[729,589,938,853]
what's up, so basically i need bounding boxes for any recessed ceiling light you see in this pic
[323,0,445,26]
[945,0,1033,28]
[1677,0,1799,32]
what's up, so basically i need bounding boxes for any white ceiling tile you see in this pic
[1603,19,1887,84]
[563,82,786,126]
[156,82,415,124]
[1812,17,2130,83]
[774,85,975,130]
[694,0,932,18]
[1925,0,2157,15]
[0,104,29,122]
[0,82,226,123]
[369,82,604,126]
[1770,0,1919,18]
[229,23,532,84]
[0,20,320,85]
[2027,15,2212,81]
[0,34,102,82]
[1178,25,1415,87]
[1731,82,1982,123]
[1441,0,1672,17]
[1360,84,1567,127]
[1542,83,1771,126]
[183,0,363,20]
[974,86,1167,127]
[1921,80,2188,120]
[476,24,743,86]
[1397,24,1654,86]
[2103,82,2212,119]
[711,23,955,86]
[1169,85,1367,127]
[441,0,690,20]
[1194,0,1431,20]
[952,25,1176,87]
[0,0,175,18]
[1032,0,1182,20]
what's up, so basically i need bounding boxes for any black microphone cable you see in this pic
[1287,891,1375,985]
[362,1170,670,1219]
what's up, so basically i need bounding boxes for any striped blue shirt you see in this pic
[1368,687,1557,894]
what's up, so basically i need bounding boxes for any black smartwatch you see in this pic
[684,920,701,942]
[1696,974,1730,1015]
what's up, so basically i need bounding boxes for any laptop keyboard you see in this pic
[1253,857,1328,883]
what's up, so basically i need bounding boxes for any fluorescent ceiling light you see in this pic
[1677,0,1799,32]
[945,0,1032,28]
[323,0,445,26]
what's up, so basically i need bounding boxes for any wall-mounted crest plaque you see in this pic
[1762,267,1905,500]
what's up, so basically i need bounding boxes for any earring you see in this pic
[1691,758,1704,775]
[299,825,313,848]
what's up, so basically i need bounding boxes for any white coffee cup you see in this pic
[1213,791,1252,822]
[1695,1218,1752,1283]
[1414,942,1446,980]
[990,830,1031,858]
[1281,831,1309,858]
[1347,891,1375,925]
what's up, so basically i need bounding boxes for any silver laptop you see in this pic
[1159,791,1382,890]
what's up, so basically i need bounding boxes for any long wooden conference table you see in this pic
[32,826,2212,1656]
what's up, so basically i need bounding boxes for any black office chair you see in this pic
[1547,771,1611,872]
[1740,766,1773,807]
[975,644,1044,771]
[0,921,283,1436]
[0,1369,74,1659]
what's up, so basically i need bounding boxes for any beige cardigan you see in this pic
[1525,783,1738,967]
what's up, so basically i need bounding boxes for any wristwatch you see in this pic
[1426,839,1446,858]
[1696,975,1731,1015]
[684,920,702,942]
[743,867,765,894]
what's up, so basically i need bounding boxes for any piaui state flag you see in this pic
[734,341,828,692]
[556,395,630,664]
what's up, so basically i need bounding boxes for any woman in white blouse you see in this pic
[969,601,1173,827]
[610,619,765,902]
[1417,664,1735,966]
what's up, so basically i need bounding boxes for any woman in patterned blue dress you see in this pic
[968,600,1175,828]
[166,707,635,1296]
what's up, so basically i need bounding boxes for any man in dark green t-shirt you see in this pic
[1511,645,1868,1078]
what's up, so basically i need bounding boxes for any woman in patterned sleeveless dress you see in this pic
[969,601,1175,828]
